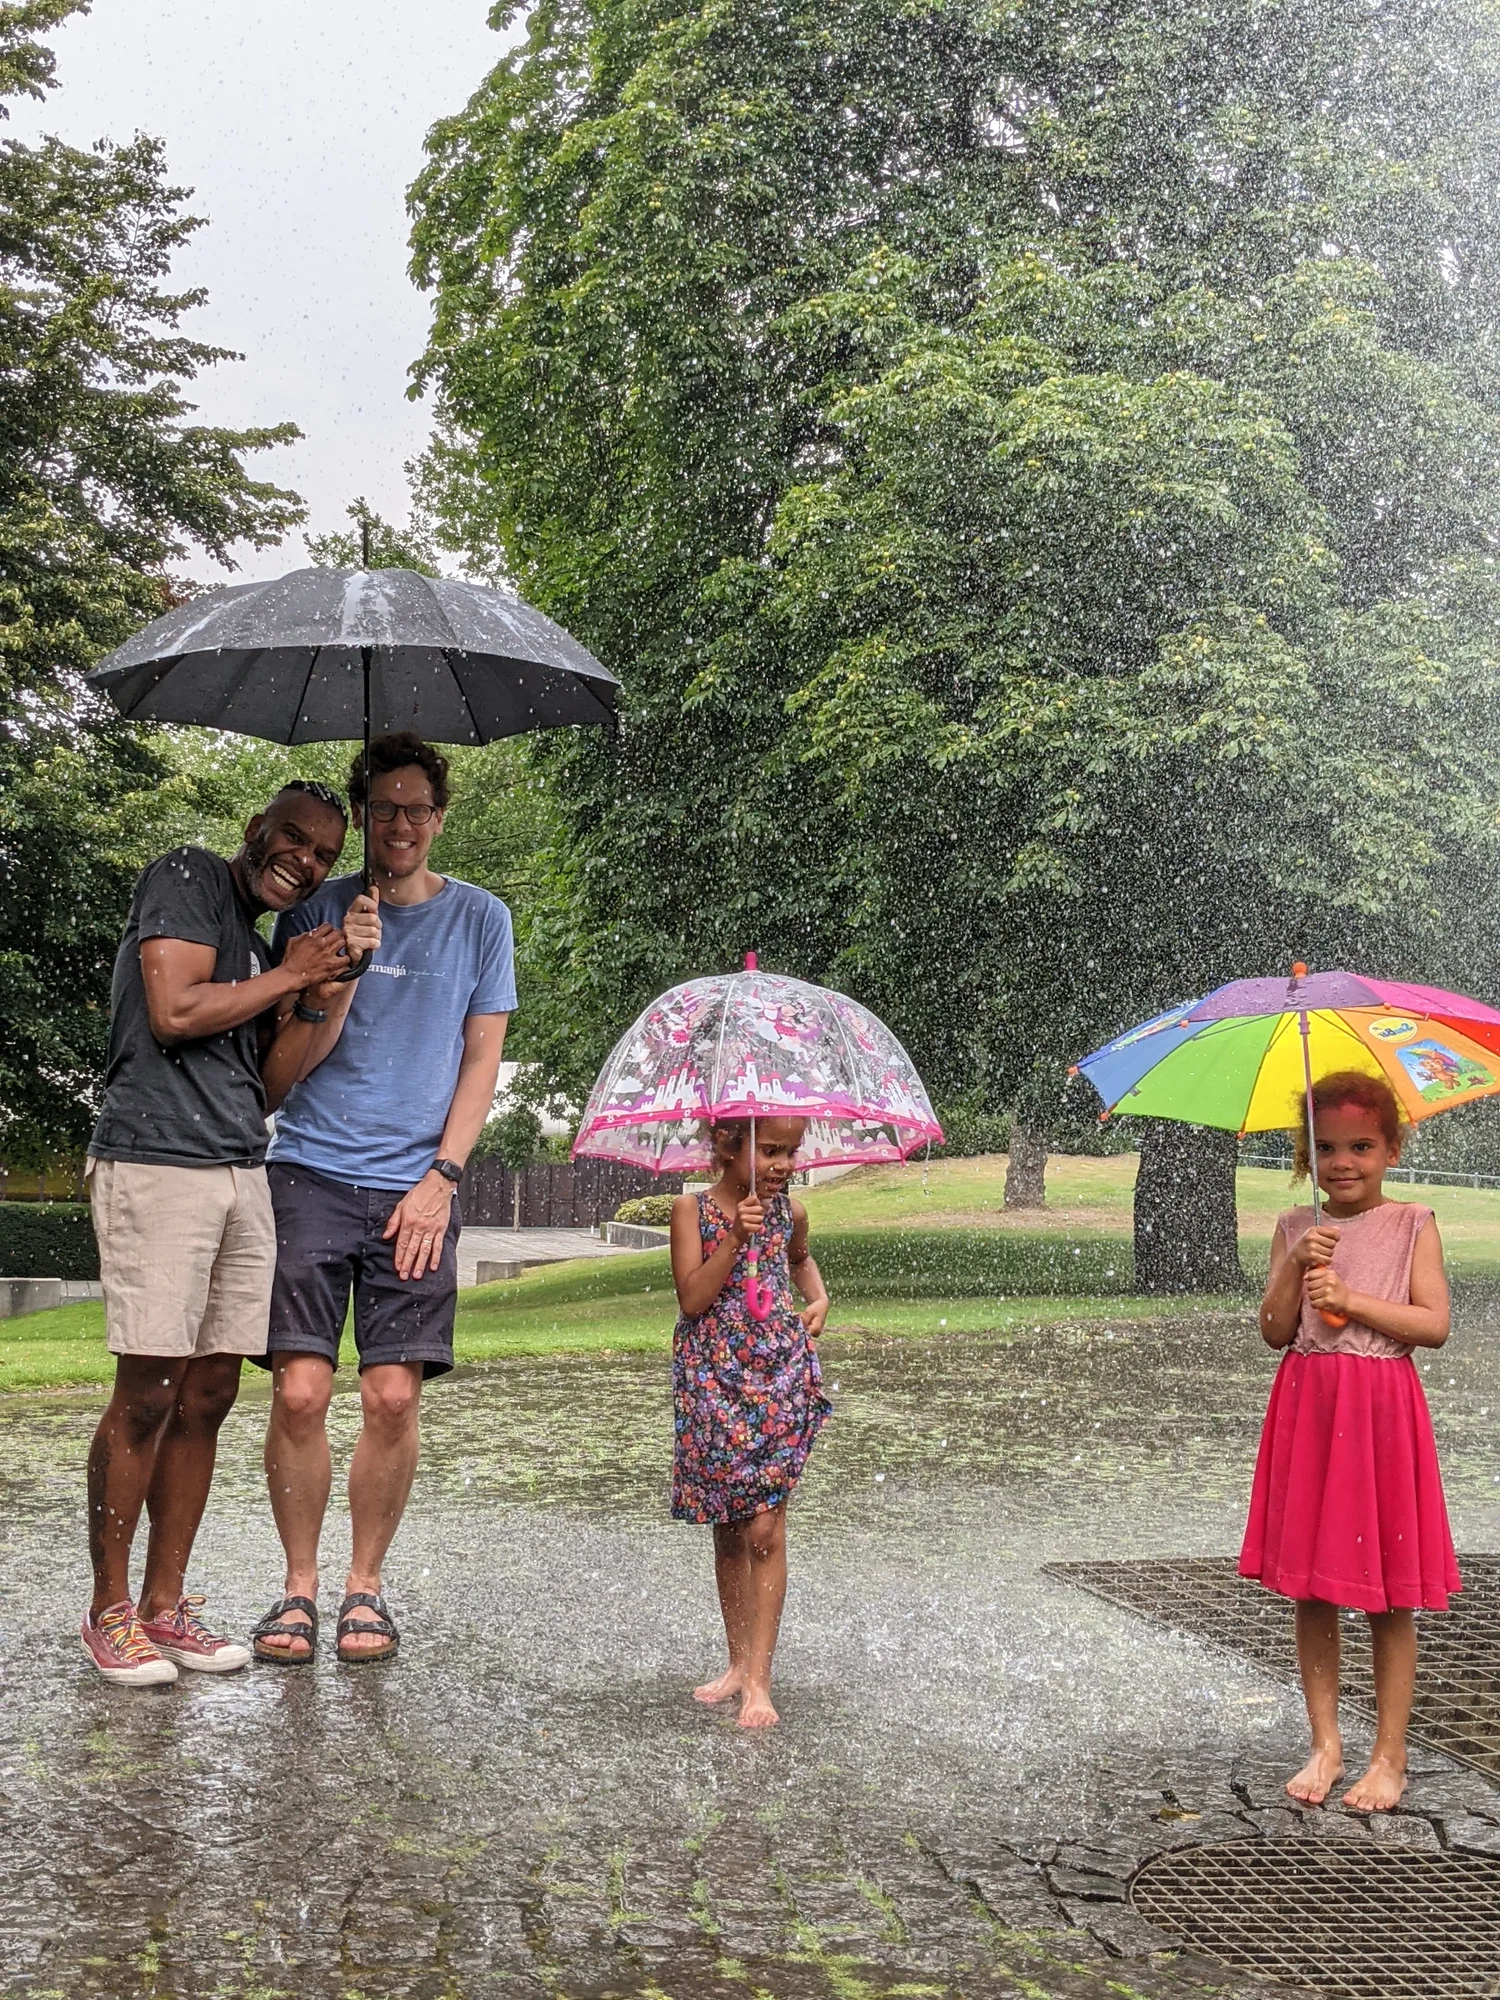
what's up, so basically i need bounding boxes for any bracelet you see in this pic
[292,1000,328,1024]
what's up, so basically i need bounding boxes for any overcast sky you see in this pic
[8,0,519,579]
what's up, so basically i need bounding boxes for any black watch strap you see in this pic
[293,1001,328,1023]
[432,1157,464,1184]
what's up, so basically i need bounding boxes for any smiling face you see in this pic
[356,764,445,885]
[235,792,347,913]
[1313,1100,1401,1211]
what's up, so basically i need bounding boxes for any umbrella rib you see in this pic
[292,642,322,744]
[444,646,487,745]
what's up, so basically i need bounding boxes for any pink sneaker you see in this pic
[139,1595,251,1674]
[81,1601,178,1686]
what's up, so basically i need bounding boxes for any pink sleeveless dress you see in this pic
[1238,1201,1460,1613]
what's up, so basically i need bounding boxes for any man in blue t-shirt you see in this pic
[250,733,515,1666]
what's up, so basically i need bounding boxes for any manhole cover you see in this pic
[1131,1837,1500,1996]
[1046,1556,1500,1780]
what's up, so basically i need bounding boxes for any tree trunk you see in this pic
[1133,1121,1243,1293]
[1004,1118,1050,1210]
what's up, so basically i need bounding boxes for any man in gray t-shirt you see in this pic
[81,784,380,1687]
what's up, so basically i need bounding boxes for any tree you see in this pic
[409,0,1500,1232]
[0,0,303,1161]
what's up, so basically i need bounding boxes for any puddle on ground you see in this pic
[3,1307,1499,1997]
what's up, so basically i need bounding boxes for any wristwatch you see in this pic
[293,1001,328,1023]
[431,1157,464,1185]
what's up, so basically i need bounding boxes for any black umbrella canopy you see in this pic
[86,564,618,742]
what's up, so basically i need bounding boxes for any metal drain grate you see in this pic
[1131,1837,1500,1997]
[1046,1555,1500,1779]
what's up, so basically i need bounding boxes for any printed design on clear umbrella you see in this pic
[573,953,943,1319]
[1073,963,1500,1324]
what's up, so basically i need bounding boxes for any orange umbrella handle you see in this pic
[1308,1261,1349,1331]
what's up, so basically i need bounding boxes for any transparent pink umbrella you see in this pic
[572,955,942,1317]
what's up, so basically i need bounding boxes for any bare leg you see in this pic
[1344,1609,1415,1811]
[737,1504,788,1730]
[695,1522,752,1703]
[1286,1598,1345,1803]
[138,1355,243,1622]
[87,1357,189,1620]
[259,1355,335,1659]
[341,1362,423,1655]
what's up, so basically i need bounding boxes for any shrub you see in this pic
[614,1194,676,1227]
[930,1104,1011,1159]
[0,1202,99,1279]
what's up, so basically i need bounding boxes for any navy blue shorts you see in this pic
[257,1161,459,1378]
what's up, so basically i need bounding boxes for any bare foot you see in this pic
[693,1668,743,1705]
[1286,1745,1345,1805]
[1342,1757,1407,1813]
[737,1685,779,1729]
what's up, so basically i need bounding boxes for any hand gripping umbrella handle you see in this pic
[1310,1260,1349,1332]
[335,945,372,983]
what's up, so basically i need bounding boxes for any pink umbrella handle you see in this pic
[745,1255,774,1322]
[743,1096,773,1317]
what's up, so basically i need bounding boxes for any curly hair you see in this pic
[707,1119,752,1168]
[1291,1068,1405,1181]
[348,732,450,810]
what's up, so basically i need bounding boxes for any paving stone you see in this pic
[1046,1866,1128,1902]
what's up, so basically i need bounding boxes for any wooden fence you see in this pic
[459,1157,665,1229]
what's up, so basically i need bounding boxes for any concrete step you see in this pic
[1,1278,63,1319]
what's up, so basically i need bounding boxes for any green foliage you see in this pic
[474,1102,544,1169]
[0,4,305,1157]
[614,1193,676,1227]
[304,495,442,577]
[0,1200,98,1279]
[410,0,1500,1127]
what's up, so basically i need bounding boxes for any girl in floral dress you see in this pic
[669,1116,831,1729]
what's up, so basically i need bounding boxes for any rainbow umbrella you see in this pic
[1075,966,1500,1136]
[1076,965,1500,1322]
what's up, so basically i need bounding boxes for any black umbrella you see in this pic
[88,543,618,973]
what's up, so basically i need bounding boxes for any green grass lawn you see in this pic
[7,1155,1499,1395]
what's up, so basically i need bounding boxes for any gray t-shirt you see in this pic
[89,847,275,1168]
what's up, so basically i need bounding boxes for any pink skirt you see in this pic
[1239,1350,1461,1613]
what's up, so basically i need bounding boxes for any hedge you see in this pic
[0,1202,99,1280]
[813,1228,1135,1298]
[615,1194,676,1227]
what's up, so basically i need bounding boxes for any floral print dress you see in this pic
[671,1190,831,1524]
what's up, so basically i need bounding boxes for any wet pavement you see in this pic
[4,1298,1500,1998]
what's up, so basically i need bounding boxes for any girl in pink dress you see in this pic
[1240,1069,1460,1812]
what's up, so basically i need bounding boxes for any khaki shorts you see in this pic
[88,1158,275,1359]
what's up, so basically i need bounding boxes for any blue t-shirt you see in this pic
[268,874,516,1190]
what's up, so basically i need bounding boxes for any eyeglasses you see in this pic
[367,801,437,825]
